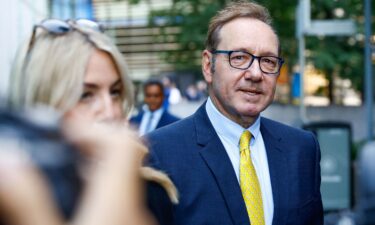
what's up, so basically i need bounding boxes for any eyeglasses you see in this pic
[212,50,284,75]
[27,19,103,54]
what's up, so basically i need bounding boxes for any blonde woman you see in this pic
[5,19,177,225]
[9,19,133,123]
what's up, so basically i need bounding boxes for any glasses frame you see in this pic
[212,49,284,75]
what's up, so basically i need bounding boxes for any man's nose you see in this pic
[244,59,263,81]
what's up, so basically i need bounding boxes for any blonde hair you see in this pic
[9,22,178,204]
[205,0,277,52]
[9,24,134,117]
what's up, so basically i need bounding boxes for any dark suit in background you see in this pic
[130,79,180,135]
[130,109,179,131]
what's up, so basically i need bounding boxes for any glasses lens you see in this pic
[260,57,280,73]
[75,19,103,32]
[40,19,71,34]
[229,51,252,69]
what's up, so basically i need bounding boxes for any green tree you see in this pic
[148,0,228,73]
[307,0,372,103]
[133,0,373,104]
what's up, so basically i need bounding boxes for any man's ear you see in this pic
[202,50,213,84]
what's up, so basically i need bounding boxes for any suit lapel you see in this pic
[260,119,289,225]
[131,111,144,128]
[194,104,250,225]
[156,111,166,129]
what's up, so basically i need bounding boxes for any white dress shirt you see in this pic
[205,97,274,225]
[139,105,164,136]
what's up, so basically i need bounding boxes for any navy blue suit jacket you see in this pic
[146,103,323,225]
[130,109,180,130]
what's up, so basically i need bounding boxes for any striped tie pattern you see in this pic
[239,130,265,225]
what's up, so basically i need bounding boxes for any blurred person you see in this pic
[185,81,206,102]
[146,1,323,225]
[161,76,172,110]
[168,82,181,105]
[196,80,208,99]
[0,108,156,225]
[7,18,178,215]
[130,79,180,135]
[185,84,200,101]
[161,76,181,107]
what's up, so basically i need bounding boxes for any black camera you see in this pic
[0,109,82,219]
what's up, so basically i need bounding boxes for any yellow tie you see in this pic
[239,130,265,225]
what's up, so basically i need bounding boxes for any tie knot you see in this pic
[239,130,251,152]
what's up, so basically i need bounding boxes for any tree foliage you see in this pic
[138,0,374,100]
[307,0,373,101]
[146,0,228,73]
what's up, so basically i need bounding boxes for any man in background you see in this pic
[130,79,180,135]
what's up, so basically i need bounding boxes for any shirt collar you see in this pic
[205,97,261,146]
[142,104,164,116]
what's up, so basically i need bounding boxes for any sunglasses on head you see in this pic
[27,19,103,54]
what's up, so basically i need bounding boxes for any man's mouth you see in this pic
[239,88,261,95]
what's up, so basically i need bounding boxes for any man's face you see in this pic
[202,18,279,127]
[144,84,164,112]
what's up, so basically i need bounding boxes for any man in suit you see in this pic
[146,1,323,225]
[130,79,180,135]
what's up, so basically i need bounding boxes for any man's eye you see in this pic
[231,55,246,60]
[230,53,250,62]
[262,58,277,66]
